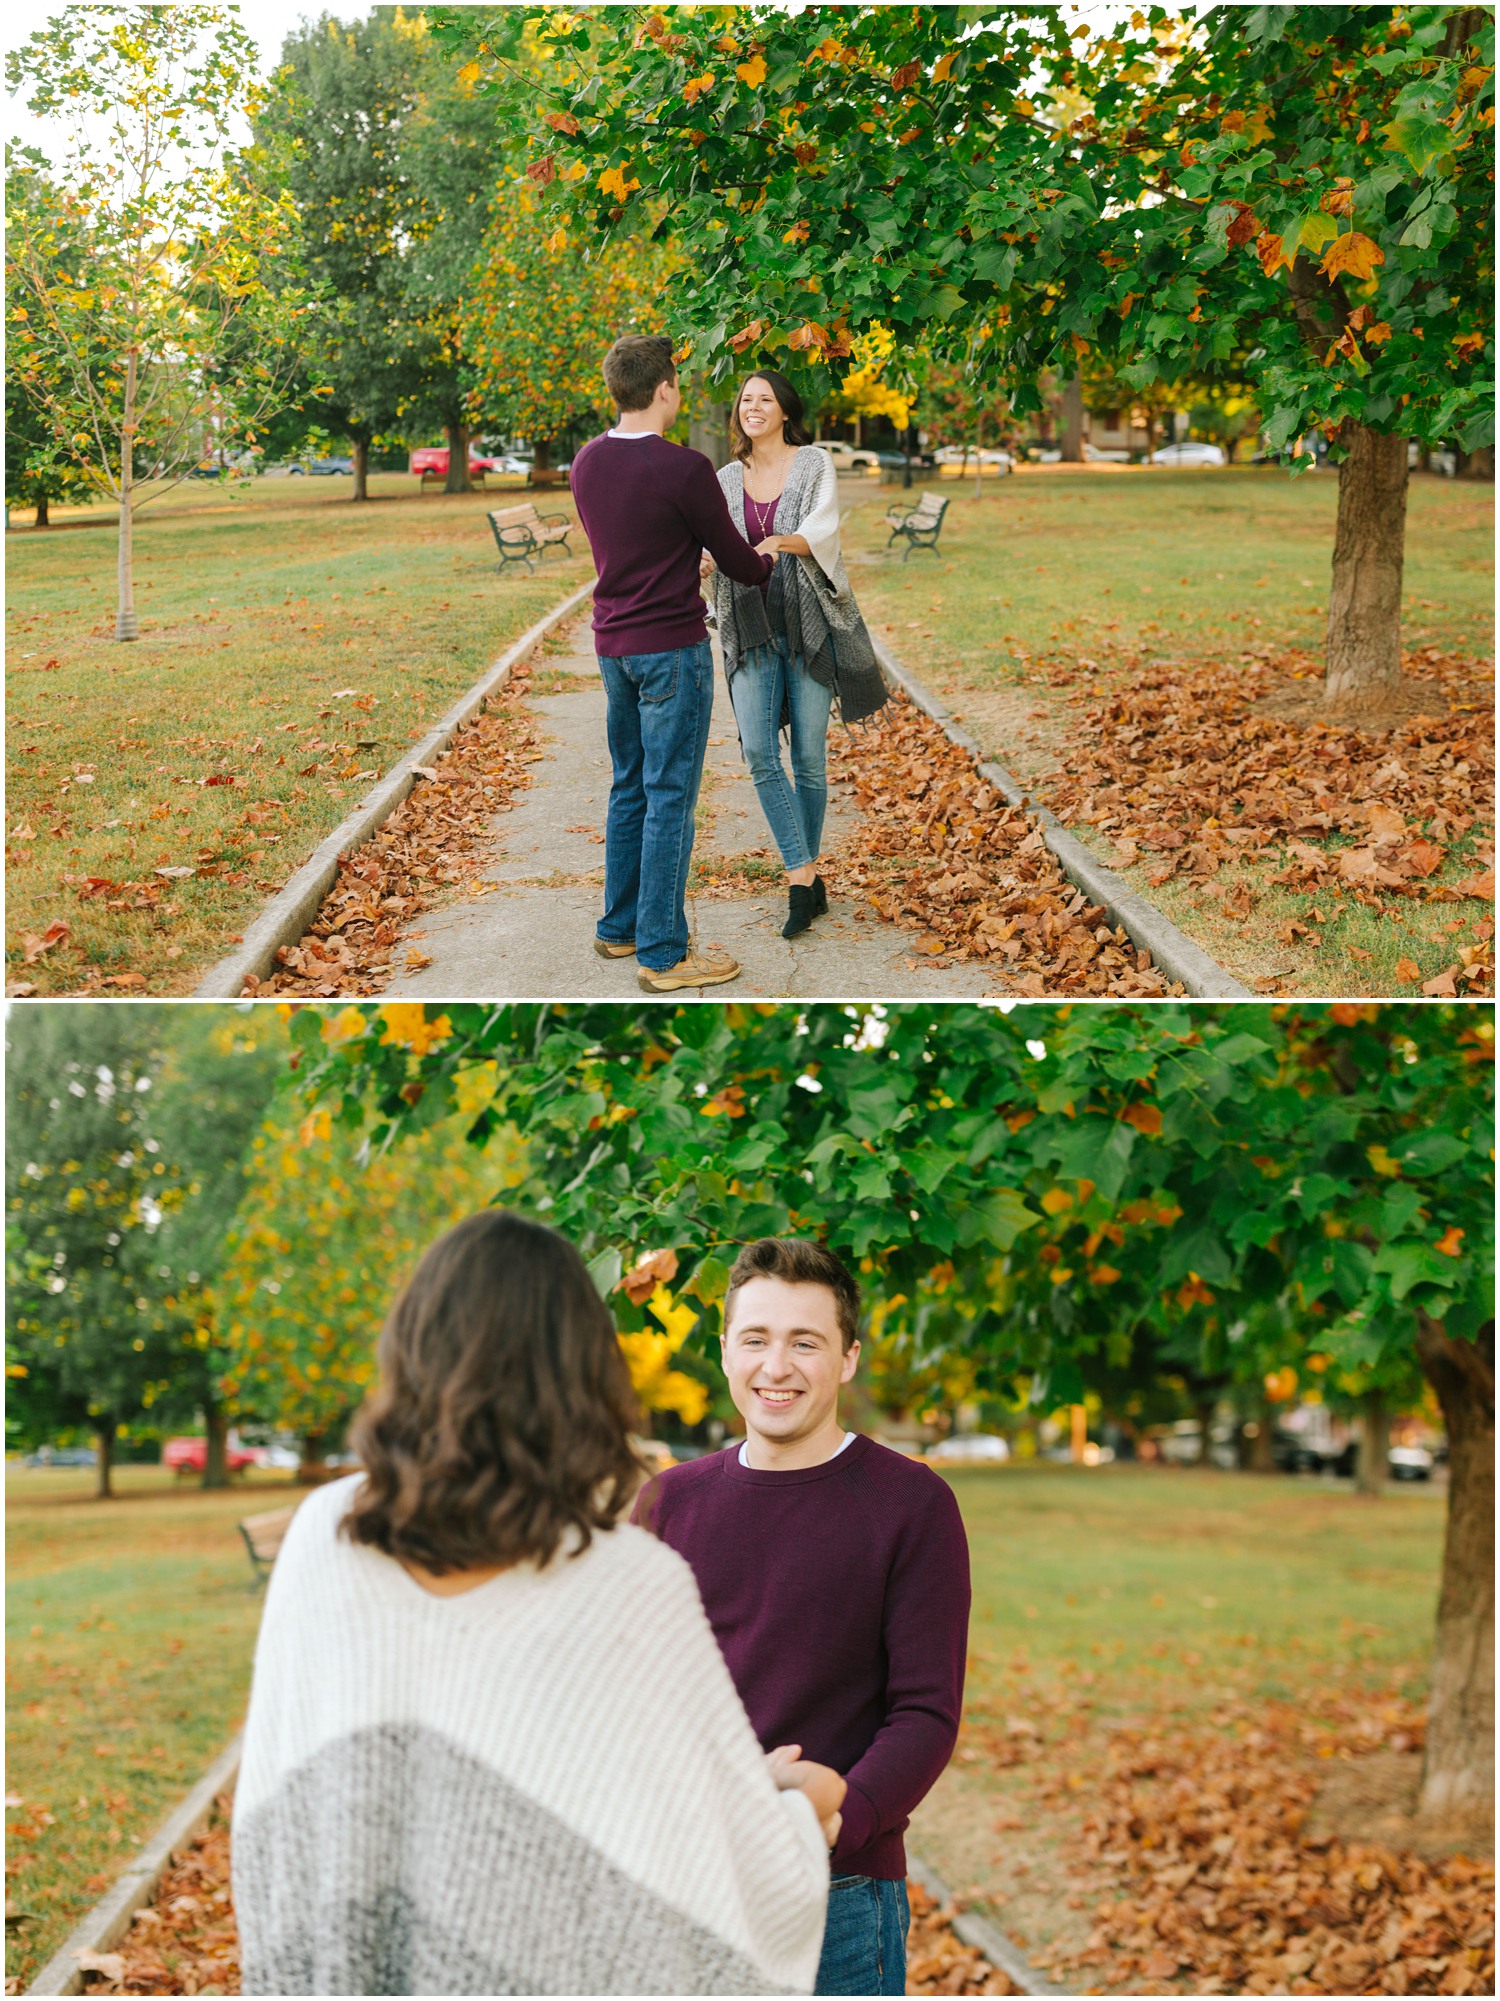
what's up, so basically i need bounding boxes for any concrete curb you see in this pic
[871,636,1254,1000]
[907,1850,1071,1997]
[25,1736,243,1997]
[193,579,596,998]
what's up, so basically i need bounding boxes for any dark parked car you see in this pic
[875,447,937,471]
[290,455,355,476]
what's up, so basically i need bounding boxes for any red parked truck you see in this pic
[409,445,511,485]
[163,1435,264,1478]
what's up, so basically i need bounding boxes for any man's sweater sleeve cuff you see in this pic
[835,1778,881,1858]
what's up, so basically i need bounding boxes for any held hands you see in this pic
[754,536,782,560]
[767,1743,847,1849]
[699,552,716,579]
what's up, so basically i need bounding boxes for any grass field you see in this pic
[841,467,1495,995]
[5,474,589,996]
[4,1457,1446,1989]
[4,1464,298,1987]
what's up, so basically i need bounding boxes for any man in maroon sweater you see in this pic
[569,336,773,991]
[634,1238,971,1996]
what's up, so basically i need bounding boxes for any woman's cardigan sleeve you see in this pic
[796,450,843,581]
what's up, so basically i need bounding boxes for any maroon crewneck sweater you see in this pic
[633,1434,970,1880]
[569,431,772,656]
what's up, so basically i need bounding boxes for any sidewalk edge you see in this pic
[25,1736,244,1997]
[906,1850,1072,1997]
[871,637,1254,1001]
[192,579,595,999]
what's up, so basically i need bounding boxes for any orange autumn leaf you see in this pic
[1395,956,1422,983]
[1320,231,1385,282]
[682,72,716,104]
[1435,1225,1466,1257]
[619,1246,680,1305]
[1256,230,1293,277]
[1121,1101,1163,1137]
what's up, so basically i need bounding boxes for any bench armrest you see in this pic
[537,511,571,527]
[497,526,538,548]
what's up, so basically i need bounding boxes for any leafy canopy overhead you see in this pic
[441,5,1494,462]
[297,1002,1493,1411]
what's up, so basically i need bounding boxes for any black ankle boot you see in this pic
[783,884,818,939]
[812,874,828,916]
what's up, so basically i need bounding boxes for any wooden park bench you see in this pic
[488,502,574,576]
[237,1504,299,1589]
[422,465,490,492]
[884,489,950,559]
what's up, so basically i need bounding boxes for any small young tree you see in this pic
[6,4,311,637]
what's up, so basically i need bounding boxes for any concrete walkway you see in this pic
[385,642,1002,1000]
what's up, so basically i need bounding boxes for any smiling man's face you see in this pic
[721,1275,860,1460]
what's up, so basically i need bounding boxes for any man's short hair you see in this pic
[723,1238,861,1352]
[602,334,676,413]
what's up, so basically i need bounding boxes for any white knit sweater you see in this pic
[232,1476,830,1996]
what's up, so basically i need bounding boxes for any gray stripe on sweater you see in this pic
[233,1721,784,1996]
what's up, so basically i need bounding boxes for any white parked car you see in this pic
[818,440,882,472]
[932,446,1013,468]
[1388,1444,1434,1482]
[924,1433,1011,1465]
[1148,442,1227,466]
[1083,442,1131,463]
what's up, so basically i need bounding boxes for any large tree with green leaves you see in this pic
[446,3,1493,705]
[298,999,1493,1832]
[5,1007,190,1496]
[5,4,312,637]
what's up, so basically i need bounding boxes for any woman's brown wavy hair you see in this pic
[340,1210,643,1573]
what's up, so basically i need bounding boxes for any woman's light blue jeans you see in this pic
[728,639,834,872]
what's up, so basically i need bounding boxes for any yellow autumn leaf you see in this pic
[683,72,716,104]
[1366,1142,1402,1178]
[545,226,567,253]
[321,1005,370,1045]
[1320,231,1385,283]
[1040,1187,1073,1215]
[736,52,767,88]
[457,61,481,86]
[933,51,958,82]
[378,1004,453,1056]
[645,1282,700,1349]
[598,164,641,201]
[783,220,809,243]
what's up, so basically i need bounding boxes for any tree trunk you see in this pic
[1144,410,1157,460]
[1195,1396,1220,1466]
[443,418,472,494]
[297,1432,328,1484]
[1414,1312,1494,1829]
[1323,421,1407,705]
[115,346,140,640]
[533,437,553,475]
[974,443,983,500]
[34,495,49,528]
[1458,444,1493,481]
[1060,375,1083,463]
[351,437,370,504]
[203,1405,229,1490]
[688,394,729,468]
[94,1419,116,1500]
[1356,1392,1388,1497]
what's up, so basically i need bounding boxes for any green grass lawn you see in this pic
[5,474,590,996]
[4,1464,299,1987]
[4,1455,1447,1989]
[841,467,1495,994]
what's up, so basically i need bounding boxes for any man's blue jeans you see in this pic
[814,1875,909,1996]
[596,642,714,970]
[728,640,834,871]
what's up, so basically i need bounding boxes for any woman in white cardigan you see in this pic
[232,1210,842,1996]
[701,371,889,941]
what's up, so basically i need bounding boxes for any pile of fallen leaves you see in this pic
[827,692,1182,996]
[77,1804,237,1995]
[905,1878,1018,1996]
[75,1805,1005,1998]
[1032,1697,1495,1997]
[252,672,545,998]
[1042,646,1494,994]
